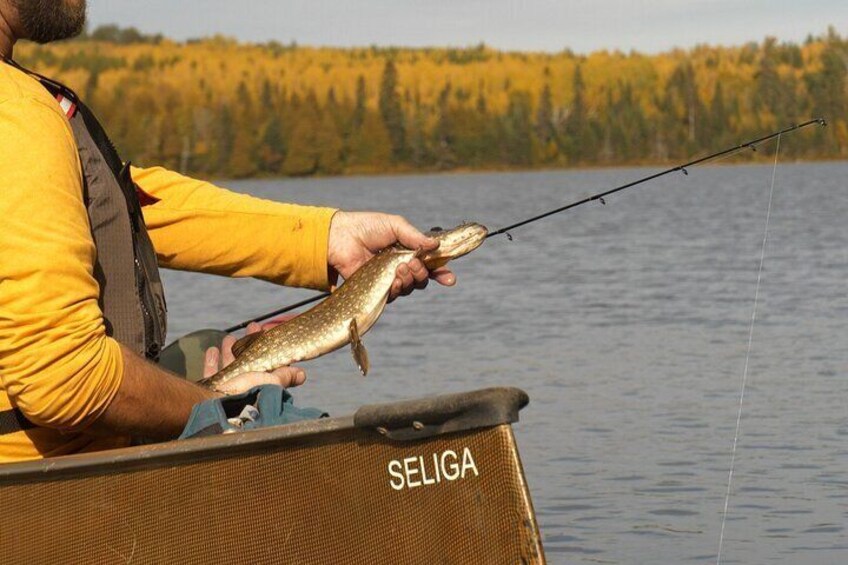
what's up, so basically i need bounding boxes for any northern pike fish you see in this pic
[199,222,488,391]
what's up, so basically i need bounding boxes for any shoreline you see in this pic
[203,156,847,184]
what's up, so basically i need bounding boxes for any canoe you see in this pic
[0,387,544,564]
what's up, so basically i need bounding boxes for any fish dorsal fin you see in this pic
[232,331,262,358]
[349,318,370,376]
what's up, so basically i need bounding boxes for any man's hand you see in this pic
[328,211,456,301]
[203,322,306,395]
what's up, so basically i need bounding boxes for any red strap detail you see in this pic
[135,186,160,207]
[54,93,77,118]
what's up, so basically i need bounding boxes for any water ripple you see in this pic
[163,162,848,564]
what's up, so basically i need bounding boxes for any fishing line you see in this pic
[225,119,824,332]
[715,133,782,565]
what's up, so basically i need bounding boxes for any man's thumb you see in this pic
[391,216,438,251]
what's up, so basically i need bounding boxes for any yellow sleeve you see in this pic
[0,96,124,431]
[132,166,337,291]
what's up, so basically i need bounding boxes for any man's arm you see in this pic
[87,345,215,440]
[91,339,308,440]
[134,167,456,299]
[132,166,338,290]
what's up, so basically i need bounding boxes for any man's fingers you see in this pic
[397,263,415,288]
[204,347,220,378]
[402,259,432,287]
[246,322,262,334]
[270,366,307,388]
[408,258,430,282]
[261,314,296,331]
[407,259,430,290]
[430,266,456,286]
[389,215,439,251]
[389,263,416,301]
[215,371,282,395]
[221,334,237,367]
[388,278,403,302]
[215,367,307,395]
[389,259,450,301]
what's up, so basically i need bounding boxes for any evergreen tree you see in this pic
[476,88,487,114]
[157,89,186,169]
[260,78,274,109]
[211,103,235,175]
[450,103,490,166]
[803,43,846,153]
[535,83,559,163]
[753,40,786,124]
[282,92,321,176]
[259,115,286,174]
[433,83,457,169]
[606,82,648,162]
[237,80,255,125]
[501,91,534,166]
[407,93,432,168]
[804,44,847,123]
[352,75,367,131]
[707,82,729,146]
[228,129,258,177]
[563,65,595,163]
[379,60,407,161]
[325,86,351,138]
[316,111,345,174]
[663,62,705,155]
[347,111,393,171]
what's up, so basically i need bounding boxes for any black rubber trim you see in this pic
[354,387,529,441]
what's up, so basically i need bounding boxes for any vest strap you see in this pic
[1,56,168,358]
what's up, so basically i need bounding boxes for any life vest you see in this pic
[0,60,167,359]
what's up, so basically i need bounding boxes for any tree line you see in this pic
[14,26,847,178]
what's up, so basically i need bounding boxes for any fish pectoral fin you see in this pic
[349,318,370,376]
[231,331,263,358]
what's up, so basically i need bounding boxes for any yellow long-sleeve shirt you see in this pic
[0,62,336,463]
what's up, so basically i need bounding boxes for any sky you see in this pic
[86,0,847,54]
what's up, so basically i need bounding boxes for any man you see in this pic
[0,0,454,462]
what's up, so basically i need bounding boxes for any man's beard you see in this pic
[13,0,87,44]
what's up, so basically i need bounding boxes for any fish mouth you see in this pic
[424,222,488,263]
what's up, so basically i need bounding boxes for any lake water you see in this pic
[161,162,848,564]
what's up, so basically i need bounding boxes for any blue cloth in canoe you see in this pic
[179,385,327,439]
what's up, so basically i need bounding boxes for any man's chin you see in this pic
[14,0,88,44]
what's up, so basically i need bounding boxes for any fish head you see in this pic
[423,222,488,268]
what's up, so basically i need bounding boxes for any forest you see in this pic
[14,26,848,178]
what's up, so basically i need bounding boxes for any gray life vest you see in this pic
[6,59,167,360]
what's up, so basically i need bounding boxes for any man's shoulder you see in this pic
[0,61,64,114]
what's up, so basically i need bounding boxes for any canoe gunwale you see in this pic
[0,386,528,483]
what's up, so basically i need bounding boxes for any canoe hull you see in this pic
[0,387,544,564]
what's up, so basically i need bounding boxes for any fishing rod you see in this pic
[225,118,826,333]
